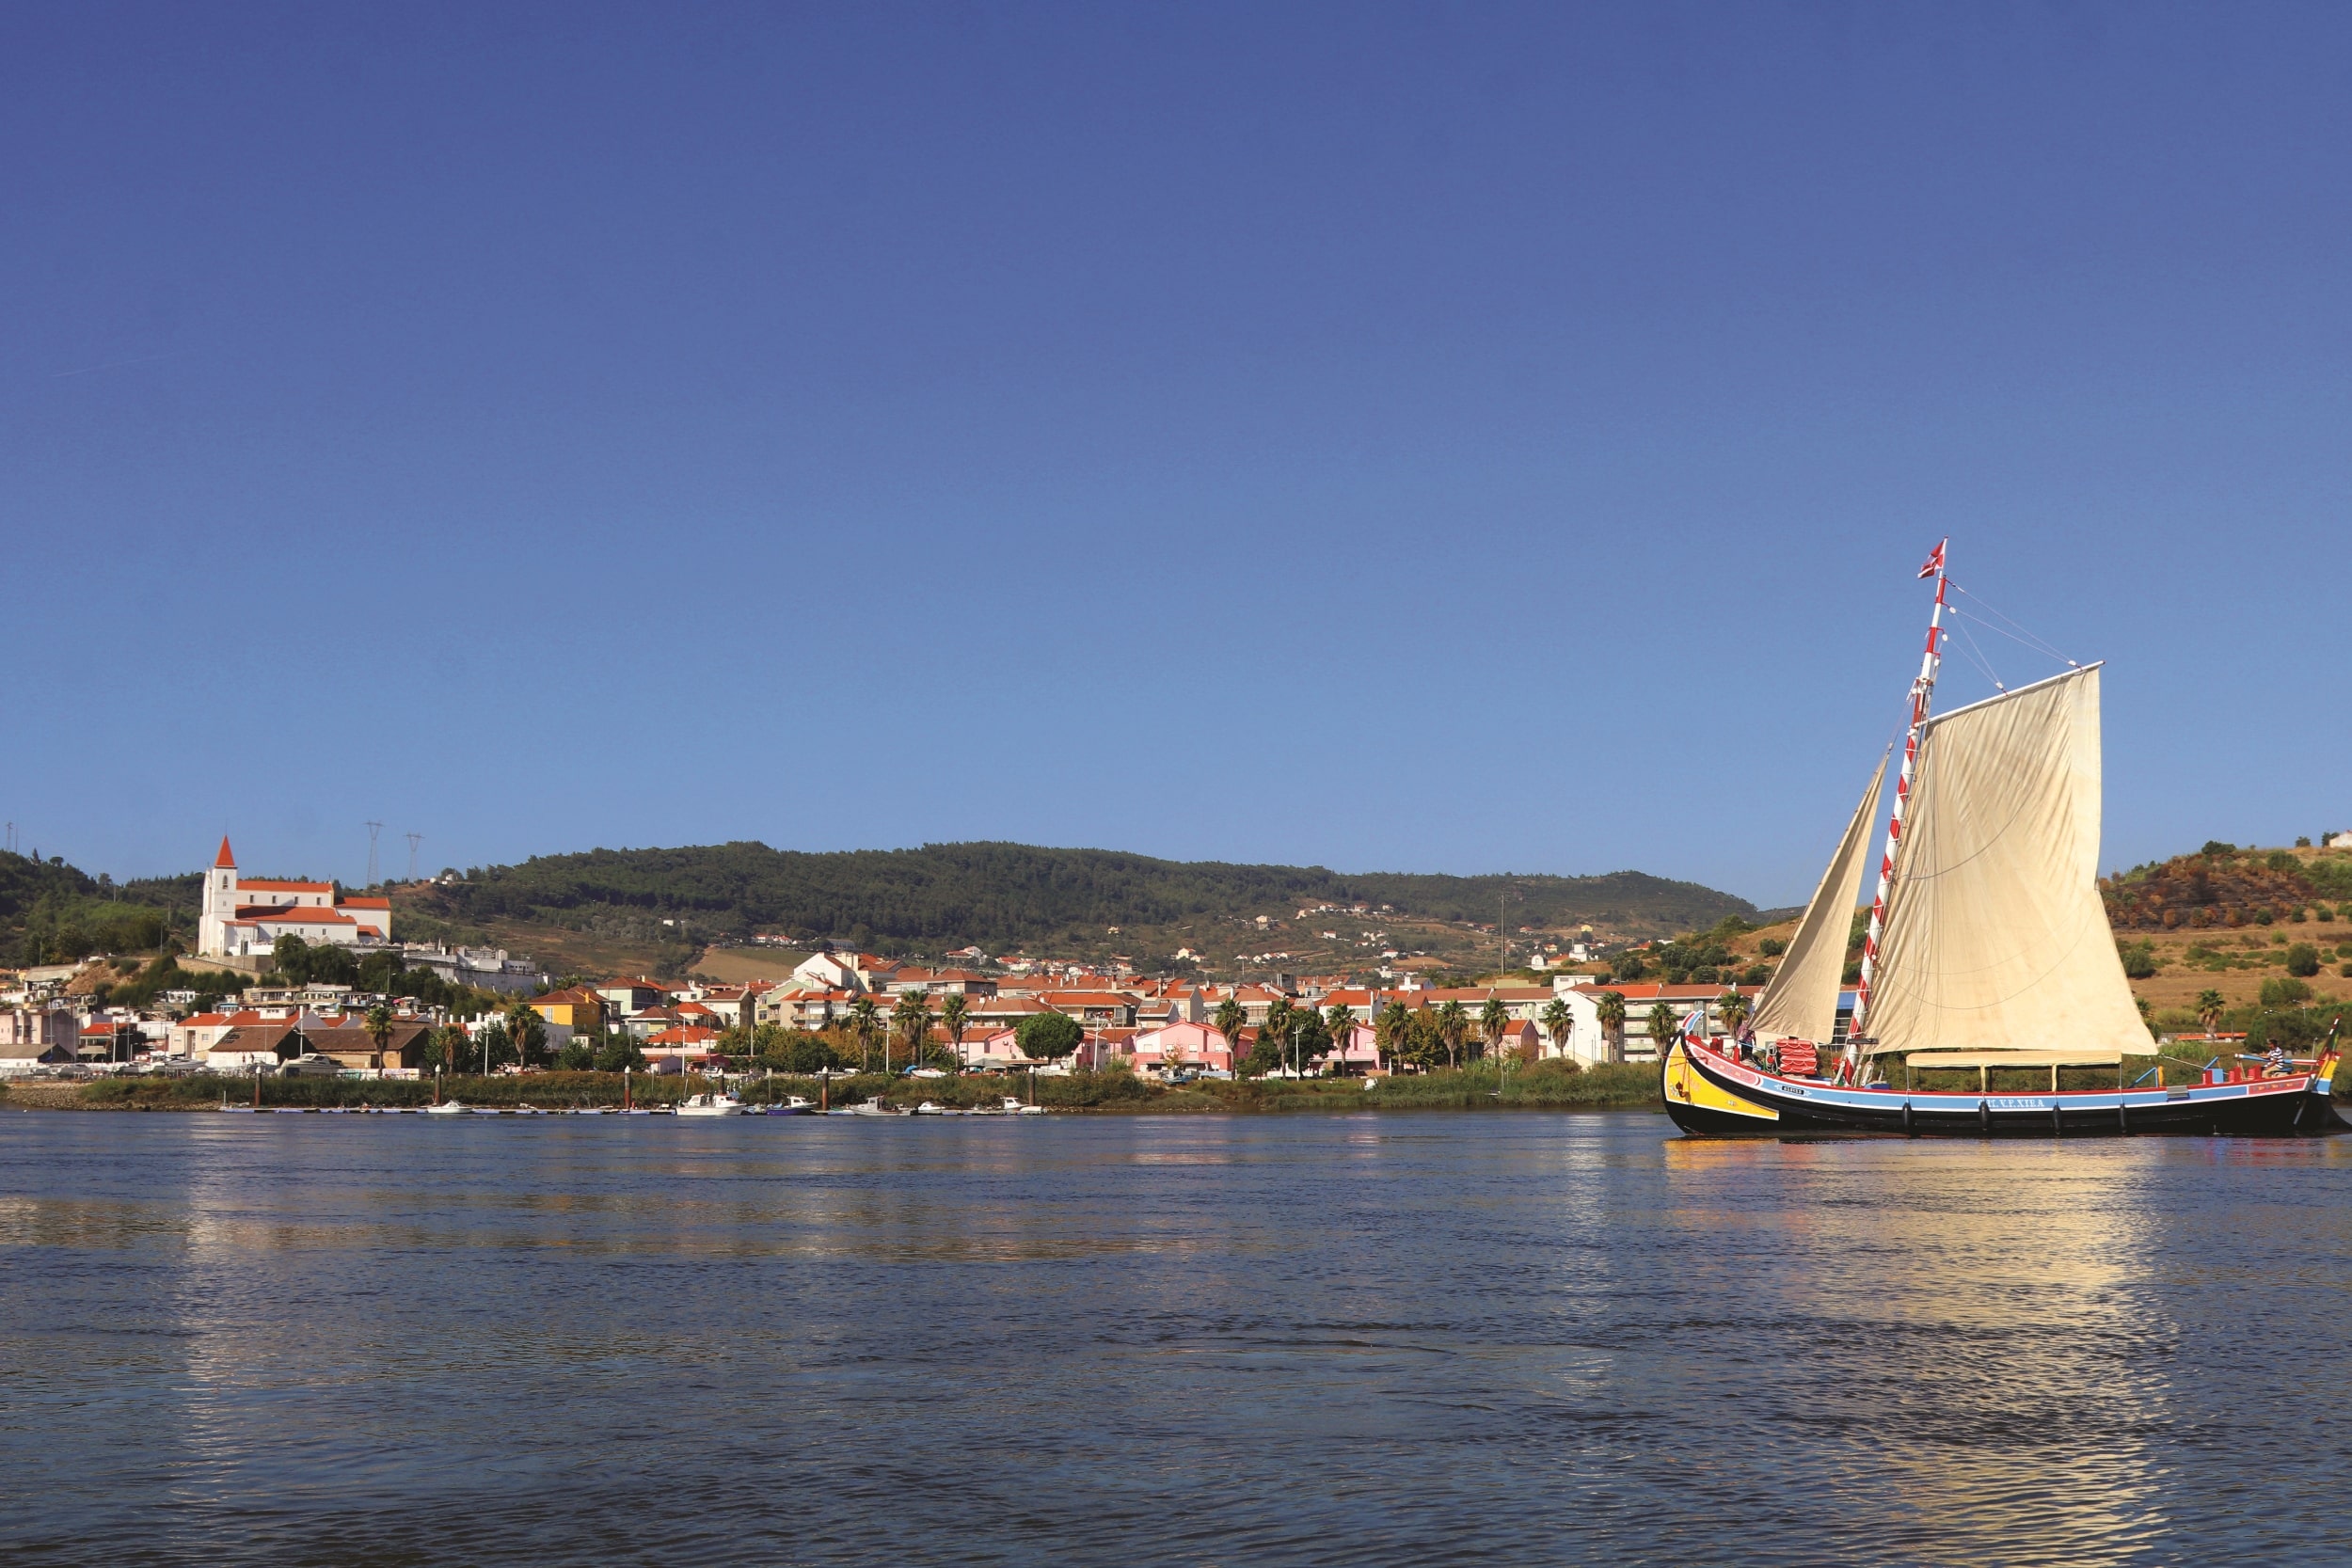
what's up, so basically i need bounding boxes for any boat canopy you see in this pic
[1748,752,1884,1047]
[1864,665,2149,1058]
[1902,1048,2126,1069]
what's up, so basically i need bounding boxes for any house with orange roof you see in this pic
[196,837,393,960]
[529,988,607,1035]
[642,1024,723,1071]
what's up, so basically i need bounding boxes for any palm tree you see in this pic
[2197,989,2225,1038]
[504,997,548,1069]
[1213,997,1247,1071]
[1539,998,1573,1062]
[848,995,881,1072]
[1325,1003,1355,1074]
[1595,990,1627,1063]
[1263,996,1294,1053]
[1479,994,1511,1064]
[1436,1000,1469,1069]
[364,1002,395,1069]
[1375,999,1410,1073]
[1645,1001,1680,1057]
[893,991,933,1071]
[1716,989,1750,1037]
[940,992,969,1071]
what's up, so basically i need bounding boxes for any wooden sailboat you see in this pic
[1664,544,2339,1138]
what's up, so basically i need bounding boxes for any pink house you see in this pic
[1316,1023,1382,1073]
[1130,1021,1238,1074]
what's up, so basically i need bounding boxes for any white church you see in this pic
[196,837,392,959]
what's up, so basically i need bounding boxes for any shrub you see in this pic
[2257,908,2277,926]
[1757,937,1787,958]
[2261,976,2313,1006]
[2286,943,2321,978]
[2118,940,2158,979]
[2293,907,2310,923]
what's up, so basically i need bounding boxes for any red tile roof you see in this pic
[214,836,236,868]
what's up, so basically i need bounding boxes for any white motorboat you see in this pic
[912,1101,946,1116]
[675,1092,746,1117]
[1003,1096,1045,1116]
[761,1096,815,1116]
[424,1100,466,1116]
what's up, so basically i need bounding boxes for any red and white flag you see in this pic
[1917,538,1947,579]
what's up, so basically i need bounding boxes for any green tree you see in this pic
[1595,990,1627,1062]
[2261,977,2313,1006]
[1716,989,1750,1037]
[1263,996,1294,1049]
[848,995,882,1072]
[504,997,548,1068]
[1016,1009,1083,1066]
[1292,1007,1331,1075]
[1375,999,1410,1070]
[1645,1001,1680,1055]
[595,1032,646,1073]
[1213,997,1247,1064]
[892,990,934,1070]
[1478,994,1511,1063]
[1325,1003,1356,1071]
[364,1002,395,1063]
[2195,989,2224,1037]
[940,992,970,1070]
[1436,1000,1469,1069]
[775,1032,840,1074]
[2286,943,2321,978]
[1540,997,1574,1061]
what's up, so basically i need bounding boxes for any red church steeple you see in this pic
[214,836,235,869]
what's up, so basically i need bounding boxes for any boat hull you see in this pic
[1661,1038,2331,1138]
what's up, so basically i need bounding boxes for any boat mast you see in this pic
[1848,540,1948,1066]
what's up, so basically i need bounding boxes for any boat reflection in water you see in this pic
[1661,1135,2179,1562]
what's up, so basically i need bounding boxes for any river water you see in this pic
[4,1110,2351,1565]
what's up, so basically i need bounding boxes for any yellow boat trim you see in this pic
[1666,1040,1779,1120]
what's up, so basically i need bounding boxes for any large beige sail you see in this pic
[1749,754,1886,1044]
[1865,665,2146,1055]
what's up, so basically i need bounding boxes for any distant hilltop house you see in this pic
[196,837,389,959]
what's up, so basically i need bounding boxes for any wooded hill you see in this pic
[0,852,204,966]
[2103,843,2352,930]
[405,841,1765,958]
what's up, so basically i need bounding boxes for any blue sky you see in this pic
[6,2,2347,904]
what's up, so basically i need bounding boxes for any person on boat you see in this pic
[2263,1045,2291,1078]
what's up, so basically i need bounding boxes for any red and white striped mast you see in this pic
[1847,539,1948,1069]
